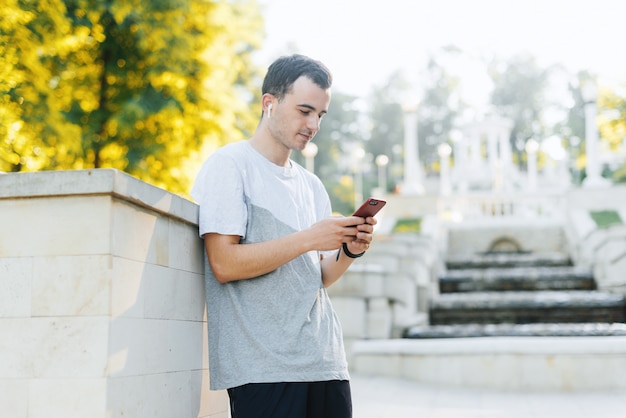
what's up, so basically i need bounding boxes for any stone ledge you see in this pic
[0,169,198,225]
[352,336,626,356]
[350,336,626,390]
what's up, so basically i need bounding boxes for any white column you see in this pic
[499,127,513,171]
[498,128,513,190]
[581,82,610,188]
[455,132,469,193]
[402,108,424,194]
[470,130,481,167]
[487,129,499,188]
[438,143,452,196]
[526,139,539,191]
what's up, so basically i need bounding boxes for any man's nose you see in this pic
[307,114,321,132]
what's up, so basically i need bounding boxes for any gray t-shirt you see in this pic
[191,141,349,390]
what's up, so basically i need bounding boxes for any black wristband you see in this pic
[342,242,365,259]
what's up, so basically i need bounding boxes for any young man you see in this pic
[191,54,377,418]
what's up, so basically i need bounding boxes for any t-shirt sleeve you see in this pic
[191,154,247,238]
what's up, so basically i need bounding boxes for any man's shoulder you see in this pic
[202,141,251,169]
[215,140,249,156]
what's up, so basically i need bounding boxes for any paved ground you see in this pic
[350,373,626,418]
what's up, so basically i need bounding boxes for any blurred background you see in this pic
[2,0,625,215]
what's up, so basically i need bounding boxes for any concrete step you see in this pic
[404,322,626,338]
[446,251,572,270]
[429,290,626,325]
[350,336,626,390]
[439,266,595,293]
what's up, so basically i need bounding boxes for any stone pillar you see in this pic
[486,128,499,187]
[0,169,228,418]
[438,143,452,196]
[402,107,424,195]
[482,116,513,191]
[499,125,513,172]
[453,134,469,193]
[526,139,539,191]
[582,82,610,188]
[469,128,482,168]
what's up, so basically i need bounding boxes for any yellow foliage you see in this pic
[598,87,626,151]
[1,0,265,194]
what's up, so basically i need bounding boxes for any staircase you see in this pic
[405,251,626,338]
[349,249,626,390]
[348,190,626,390]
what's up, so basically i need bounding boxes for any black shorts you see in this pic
[227,380,352,418]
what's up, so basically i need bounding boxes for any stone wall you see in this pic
[0,169,228,418]
[329,234,439,361]
[567,215,626,295]
[444,218,567,258]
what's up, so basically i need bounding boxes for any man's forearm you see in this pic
[205,231,312,283]
[320,246,358,287]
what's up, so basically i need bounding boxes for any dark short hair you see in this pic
[262,54,333,101]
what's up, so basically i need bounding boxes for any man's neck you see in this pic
[248,134,291,167]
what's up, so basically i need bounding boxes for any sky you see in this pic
[253,0,626,110]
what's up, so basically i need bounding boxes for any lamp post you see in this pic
[525,138,539,191]
[581,81,609,188]
[438,143,452,196]
[302,142,318,173]
[375,154,389,194]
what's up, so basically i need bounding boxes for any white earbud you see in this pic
[267,103,272,118]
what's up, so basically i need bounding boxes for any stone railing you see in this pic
[437,191,567,220]
[383,190,567,221]
[0,169,228,418]
[567,212,626,295]
[382,185,626,268]
[563,186,626,295]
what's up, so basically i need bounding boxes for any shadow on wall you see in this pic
[105,194,209,417]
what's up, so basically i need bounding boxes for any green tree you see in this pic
[364,51,465,193]
[1,0,263,195]
[417,52,464,172]
[553,70,592,183]
[0,0,79,172]
[488,53,552,167]
[552,71,626,184]
[365,69,410,193]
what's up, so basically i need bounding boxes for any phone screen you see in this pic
[353,198,387,218]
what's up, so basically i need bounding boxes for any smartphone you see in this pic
[353,197,387,218]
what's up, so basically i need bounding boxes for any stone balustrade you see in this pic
[0,169,228,418]
[439,192,567,220]
[350,336,626,390]
[591,227,626,295]
[565,201,626,295]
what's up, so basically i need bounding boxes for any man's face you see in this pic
[269,76,331,152]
